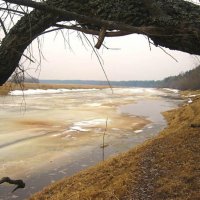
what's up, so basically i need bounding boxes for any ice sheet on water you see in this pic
[110,88,164,96]
[9,89,69,95]
[51,133,63,137]
[163,88,179,93]
[70,126,90,132]
[112,128,120,131]
[9,88,99,96]
[11,195,18,199]
[112,88,146,94]
[134,130,143,133]
[85,103,102,107]
[74,119,108,127]
[64,119,108,133]
[188,98,193,103]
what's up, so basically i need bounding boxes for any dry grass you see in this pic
[30,91,200,200]
[0,82,109,95]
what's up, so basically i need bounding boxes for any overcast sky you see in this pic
[23,0,200,81]
[27,32,199,81]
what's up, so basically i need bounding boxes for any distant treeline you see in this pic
[40,79,158,88]
[158,65,200,90]
[40,65,200,90]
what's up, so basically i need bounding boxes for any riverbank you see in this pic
[0,82,110,95]
[30,91,200,200]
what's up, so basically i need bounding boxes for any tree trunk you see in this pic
[0,0,200,85]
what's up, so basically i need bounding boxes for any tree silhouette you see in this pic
[0,0,200,85]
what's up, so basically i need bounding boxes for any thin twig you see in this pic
[0,7,26,15]
[102,117,108,161]
[0,17,7,35]
[149,40,178,62]
[82,33,114,93]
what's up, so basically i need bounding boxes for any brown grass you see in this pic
[30,91,200,200]
[0,82,109,95]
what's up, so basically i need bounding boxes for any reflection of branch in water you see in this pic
[0,177,25,193]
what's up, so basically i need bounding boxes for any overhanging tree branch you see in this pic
[0,7,26,15]
[54,24,132,37]
[0,0,170,36]
[0,18,7,35]
[3,0,199,38]
[0,0,200,85]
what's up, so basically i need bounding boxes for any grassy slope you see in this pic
[30,92,200,200]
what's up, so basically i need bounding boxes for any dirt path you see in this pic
[125,97,200,200]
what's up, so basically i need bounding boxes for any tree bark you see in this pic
[0,0,200,85]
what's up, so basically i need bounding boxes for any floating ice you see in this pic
[65,129,77,133]
[9,89,69,95]
[186,94,199,98]
[188,98,193,103]
[112,128,120,131]
[70,126,90,132]
[164,88,179,93]
[75,119,108,127]
[51,133,63,137]
[134,130,143,133]
[59,170,67,174]
[11,195,19,199]
[86,103,102,107]
[81,164,88,167]
[65,119,108,133]
[9,88,99,96]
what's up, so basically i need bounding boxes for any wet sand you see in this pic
[0,88,182,199]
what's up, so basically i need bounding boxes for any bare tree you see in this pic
[0,0,200,85]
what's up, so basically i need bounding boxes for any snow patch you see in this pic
[134,130,143,133]
[75,119,108,127]
[188,98,193,103]
[70,126,90,132]
[164,88,179,94]
[86,103,102,107]
[9,88,99,96]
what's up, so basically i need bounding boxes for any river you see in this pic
[0,87,182,200]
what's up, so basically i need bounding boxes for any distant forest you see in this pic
[40,79,158,88]
[158,65,200,90]
[40,65,200,90]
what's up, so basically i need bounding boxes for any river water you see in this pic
[0,87,182,199]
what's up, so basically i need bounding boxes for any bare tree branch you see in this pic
[0,17,7,35]
[0,177,25,193]
[54,24,132,37]
[0,0,200,86]
[0,7,26,15]
[4,0,194,38]
[95,26,107,49]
